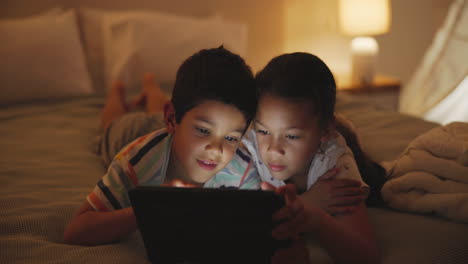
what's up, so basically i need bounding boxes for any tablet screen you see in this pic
[129,186,286,264]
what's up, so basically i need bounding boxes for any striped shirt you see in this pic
[87,128,260,211]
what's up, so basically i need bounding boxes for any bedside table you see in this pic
[335,74,401,111]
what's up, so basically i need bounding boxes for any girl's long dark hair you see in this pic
[335,116,386,206]
[256,52,386,206]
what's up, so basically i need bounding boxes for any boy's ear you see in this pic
[164,102,176,133]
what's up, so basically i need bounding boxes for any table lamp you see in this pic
[339,0,391,85]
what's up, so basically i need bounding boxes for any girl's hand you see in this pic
[271,184,322,240]
[302,168,367,215]
[272,238,310,264]
[260,181,277,191]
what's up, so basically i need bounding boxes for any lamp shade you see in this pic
[339,0,391,36]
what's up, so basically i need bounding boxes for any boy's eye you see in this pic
[256,129,270,135]
[286,134,300,140]
[224,136,239,143]
[195,127,209,136]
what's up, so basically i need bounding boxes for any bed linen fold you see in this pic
[382,122,468,223]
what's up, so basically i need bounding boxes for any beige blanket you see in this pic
[382,122,468,223]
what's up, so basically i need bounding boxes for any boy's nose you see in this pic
[205,138,223,154]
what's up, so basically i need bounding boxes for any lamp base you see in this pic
[350,37,379,86]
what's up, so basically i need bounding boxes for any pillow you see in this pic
[79,9,247,93]
[40,7,64,16]
[0,9,93,105]
[78,8,109,94]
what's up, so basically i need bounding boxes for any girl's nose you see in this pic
[267,138,285,155]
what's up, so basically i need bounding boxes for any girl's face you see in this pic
[254,94,326,184]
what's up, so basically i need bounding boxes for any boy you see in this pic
[63,47,259,246]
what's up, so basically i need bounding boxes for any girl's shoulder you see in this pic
[321,130,351,156]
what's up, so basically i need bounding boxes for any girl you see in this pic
[243,52,385,263]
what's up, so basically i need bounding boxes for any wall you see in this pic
[283,0,453,84]
[0,0,453,83]
[379,0,453,83]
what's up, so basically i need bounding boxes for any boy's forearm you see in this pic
[63,207,137,246]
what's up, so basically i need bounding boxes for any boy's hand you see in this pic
[302,168,367,215]
[161,179,198,188]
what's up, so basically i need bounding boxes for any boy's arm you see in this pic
[64,149,138,246]
[63,200,137,246]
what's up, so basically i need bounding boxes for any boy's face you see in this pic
[169,100,246,184]
[254,94,325,182]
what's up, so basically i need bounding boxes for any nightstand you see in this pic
[335,74,401,111]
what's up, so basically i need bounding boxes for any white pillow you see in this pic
[0,9,93,105]
[78,8,109,93]
[86,10,247,92]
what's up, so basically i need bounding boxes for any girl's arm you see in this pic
[273,185,380,264]
[313,202,379,264]
[301,168,367,215]
[63,201,137,246]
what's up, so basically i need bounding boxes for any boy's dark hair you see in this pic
[256,52,386,206]
[171,46,256,128]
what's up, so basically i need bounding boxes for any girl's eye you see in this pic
[195,127,209,136]
[286,134,300,140]
[256,129,270,135]
[225,136,239,143]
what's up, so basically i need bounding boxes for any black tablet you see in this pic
[129,186,286,264]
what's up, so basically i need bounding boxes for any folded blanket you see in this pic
[382,122,468,223]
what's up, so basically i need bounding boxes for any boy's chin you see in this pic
[187,172,218,185]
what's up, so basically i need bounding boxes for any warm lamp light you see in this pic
[339,0,391,85]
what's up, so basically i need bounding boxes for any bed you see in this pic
[1,5,468,264]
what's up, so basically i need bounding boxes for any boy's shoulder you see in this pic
[87,128,171,211]
[219,146,254,178]
[116,128,170,163]
[226,146,253,173]
[205,147,260,189]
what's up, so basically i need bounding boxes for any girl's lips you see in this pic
[269,163,286,172]
[197,159,217,171]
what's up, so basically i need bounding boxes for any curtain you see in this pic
[399,0,468,121]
